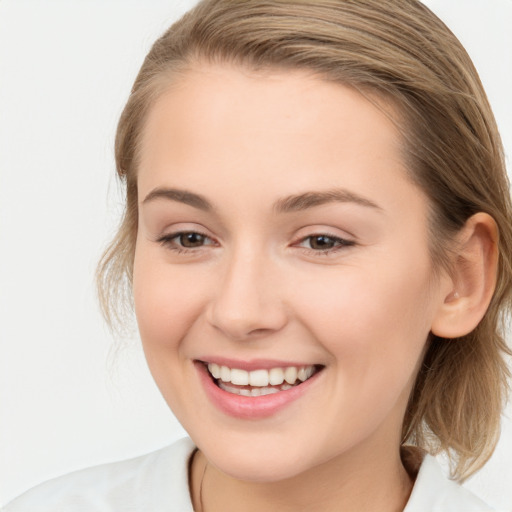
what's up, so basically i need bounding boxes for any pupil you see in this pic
[311,236,334,250]
[180,233,204,247]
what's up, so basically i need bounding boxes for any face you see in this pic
[133,64,448,482]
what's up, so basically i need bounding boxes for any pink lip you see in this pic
[195,361,323,420]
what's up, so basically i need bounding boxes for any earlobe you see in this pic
[431,213,498,339]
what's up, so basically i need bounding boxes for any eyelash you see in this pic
[157,231,355,256]
[157,231,216,254]
[295,234,356,255]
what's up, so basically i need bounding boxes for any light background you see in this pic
[0,0,511,509]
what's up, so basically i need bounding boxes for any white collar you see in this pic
[404,454,493,511]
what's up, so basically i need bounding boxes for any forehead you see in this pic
[141,64,401,148]
[137,63,420,216]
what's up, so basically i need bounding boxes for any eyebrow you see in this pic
[142,187,213,211]
[142,186,381,213]
[274,189,382,213]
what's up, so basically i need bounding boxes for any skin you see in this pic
[133,64,460,512]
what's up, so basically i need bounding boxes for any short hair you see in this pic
[97,0,512,480]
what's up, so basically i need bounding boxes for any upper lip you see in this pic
[197,357,321,371]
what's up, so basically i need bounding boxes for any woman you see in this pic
[3,0,511,510]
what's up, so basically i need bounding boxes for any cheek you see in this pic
[132,244,215,418]
[132,243,208,356]
[292,254,435,374]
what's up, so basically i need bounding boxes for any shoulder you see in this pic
[1,437,196,512]
[404,454,496,512]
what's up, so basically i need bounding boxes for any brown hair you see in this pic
[97,0,512,480]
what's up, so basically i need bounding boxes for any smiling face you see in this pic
[133,64,450,482]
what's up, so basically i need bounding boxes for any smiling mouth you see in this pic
[204,362,323,397]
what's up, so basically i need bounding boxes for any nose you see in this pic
[206,249,288,340]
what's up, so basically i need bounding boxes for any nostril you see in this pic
[205,265,288,339]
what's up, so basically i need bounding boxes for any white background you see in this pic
[0,0,511,509]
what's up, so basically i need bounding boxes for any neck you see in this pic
[190,442,414,512]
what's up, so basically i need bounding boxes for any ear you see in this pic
[431,212,498,339]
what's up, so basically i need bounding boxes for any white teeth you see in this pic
[249,369,269,387]
[259,387,280,396]
[218,381,283,396]
[297,367,314,381]
[269,368,285,385]
[250,387,261,397]
[230,368,249,385]
[207,363,317,390]
[209,363,221,379]
[284,366,298,385]
[220,365,231,382]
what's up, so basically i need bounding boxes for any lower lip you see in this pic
[195,362,322,420]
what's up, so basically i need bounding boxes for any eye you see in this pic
[157,231,216,251]
[176,232,208,248]
[297,234,355,252]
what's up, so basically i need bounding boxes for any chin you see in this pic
[197,437,322,483]
[214,456,304,483]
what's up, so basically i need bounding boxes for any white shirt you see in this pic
[2,437,496,511]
